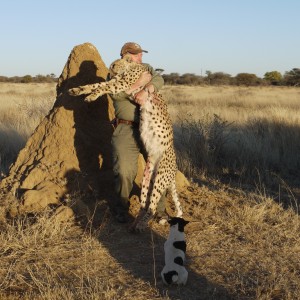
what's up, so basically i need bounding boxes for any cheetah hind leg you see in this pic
[135,179,167,232]
[139,160,153,209]
[128,208,148,233]
[130,209,151,233]
[129,160,154,233]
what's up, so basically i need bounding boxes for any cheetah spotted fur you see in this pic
[68,56,183,231]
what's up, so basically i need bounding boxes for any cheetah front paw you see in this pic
[68,87,83,96]
[84,93,101,102]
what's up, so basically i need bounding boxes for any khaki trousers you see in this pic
[111,123,165,215]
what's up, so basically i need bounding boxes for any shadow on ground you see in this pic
[90,202,233,300]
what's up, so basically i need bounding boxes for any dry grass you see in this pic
[163,85,300,125]
[162,85,300,199]
[0,207,165,300]
[0,83,55,174]
[0,83,300,299]
[0,184,299,300]
[184,183,300,300]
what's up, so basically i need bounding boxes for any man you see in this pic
[110,42,167,223]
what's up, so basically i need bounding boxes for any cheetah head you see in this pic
[109,54,133,77]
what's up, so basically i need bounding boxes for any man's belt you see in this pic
[111,118,139,128]
[118,119,137,126]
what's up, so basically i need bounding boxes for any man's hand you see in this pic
[134,89,149,106]
[135,71,152,87]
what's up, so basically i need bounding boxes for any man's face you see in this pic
[129,52,143,63]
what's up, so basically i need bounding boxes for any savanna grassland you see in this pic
[0,83,300,300]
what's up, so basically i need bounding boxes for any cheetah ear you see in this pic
[108,63,116,77]
[123,54,132,63]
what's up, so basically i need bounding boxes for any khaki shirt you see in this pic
[110,63,164,123]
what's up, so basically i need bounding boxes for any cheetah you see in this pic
[68,56,183,231]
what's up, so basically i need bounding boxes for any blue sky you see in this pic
[1,0,299,78]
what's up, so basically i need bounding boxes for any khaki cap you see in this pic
[120,42,148,56]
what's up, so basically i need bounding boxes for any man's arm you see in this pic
[133,64,164,105]
[145,64,164,92]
